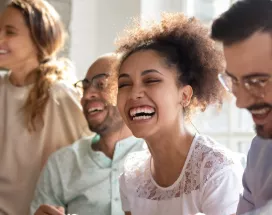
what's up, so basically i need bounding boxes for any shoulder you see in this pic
[190,135,243,182]
[49,81,81,101]
[248,136,271,154]
[48,136,93,167]
[246,136,272,168]
[123,148,150,177]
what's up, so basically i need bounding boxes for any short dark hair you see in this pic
[211,0,272,45]
[116,13,226,117]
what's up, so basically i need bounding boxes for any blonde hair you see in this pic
[8,0,74,131]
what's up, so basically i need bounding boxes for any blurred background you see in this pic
[0,0,254,155]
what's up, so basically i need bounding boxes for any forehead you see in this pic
[0,7,26,28]
[223,32,272,78]
[85,57,114,79]
[120,50,169,74]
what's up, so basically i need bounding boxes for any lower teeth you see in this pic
[133,115,152,120]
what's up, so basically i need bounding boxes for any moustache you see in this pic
[247,103,272,111]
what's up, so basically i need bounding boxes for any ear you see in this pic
[179,85,193,107]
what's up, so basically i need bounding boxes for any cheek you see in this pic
[117,91,126,116]
[80,97,85,109]
[266,87,272,104]
[17,38,37,55]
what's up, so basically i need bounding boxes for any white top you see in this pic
[119,135,243,215]
[0,72,91,215]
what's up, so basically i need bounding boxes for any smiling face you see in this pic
[224,32,272,138]
[0,7,39,71]
[80,55,124,135]
[117,50,191,139]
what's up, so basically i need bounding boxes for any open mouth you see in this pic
[0,50,8,55]
[250,107,271,124]
[88,107,104,115]
[129,106,155,121]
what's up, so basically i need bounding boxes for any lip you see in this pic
[0,48,9,54]
[0,52,9,56]
[251,109,271,125]
[84,101,107,120]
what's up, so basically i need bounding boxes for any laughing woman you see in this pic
[116,13,243,215]
[0,0,90,214]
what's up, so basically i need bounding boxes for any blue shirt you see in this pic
[30,135,146,215]
[237,136,272,214]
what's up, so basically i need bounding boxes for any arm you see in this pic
[30,155,65,215]
[236,168,255,215]
[34,205,65,215]
[201,166,243,215]
[53,83,92,138]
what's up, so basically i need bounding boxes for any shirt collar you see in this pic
[88,135,141,168]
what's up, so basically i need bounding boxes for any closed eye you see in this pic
[118,82,131,89]
[6,30,16,36]
[144,79,161,84]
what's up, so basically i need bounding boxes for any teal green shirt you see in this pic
[30,135,145,215]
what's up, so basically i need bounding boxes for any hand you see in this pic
[34,204,65,215]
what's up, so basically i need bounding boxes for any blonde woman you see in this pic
[0,0,90,214]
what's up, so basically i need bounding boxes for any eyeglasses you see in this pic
[74,73,110,92]
[218,73,272,98]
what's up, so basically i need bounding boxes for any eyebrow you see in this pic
[91,73,109,81]
[118,69,163,80]
[6,25,18,31]
[225,70,237,80]
[141,69,163,76]
[83,73,109,82]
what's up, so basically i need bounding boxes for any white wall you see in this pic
[70,0,140,79]
[141,0,187,21]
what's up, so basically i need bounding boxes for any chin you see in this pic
[129,128,149,139]
[255,124,272,139]
[0,63,9,70]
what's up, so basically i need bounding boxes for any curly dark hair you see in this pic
[211,0,272,45]
[115,13,226,117]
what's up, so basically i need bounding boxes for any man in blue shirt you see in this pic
[31,53,145,215]
[211,0,272,214]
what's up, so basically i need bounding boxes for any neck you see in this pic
[147,122,194,187]
[96,124,133,159]
[9,58,40,86]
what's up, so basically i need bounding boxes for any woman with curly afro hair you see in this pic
[116,13,243,215]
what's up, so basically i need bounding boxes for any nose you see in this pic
[80,86,101,105]
[129,85,144,100]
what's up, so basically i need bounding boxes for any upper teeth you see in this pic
[88,107,103,113]
[130,107,155,117]
[0,50,7,54]
[250,108,270,115]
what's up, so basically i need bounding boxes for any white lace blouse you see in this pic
[119,135,243,215]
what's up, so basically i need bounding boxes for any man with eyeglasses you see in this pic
[211,0,272,214]
[31,53,145,215]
